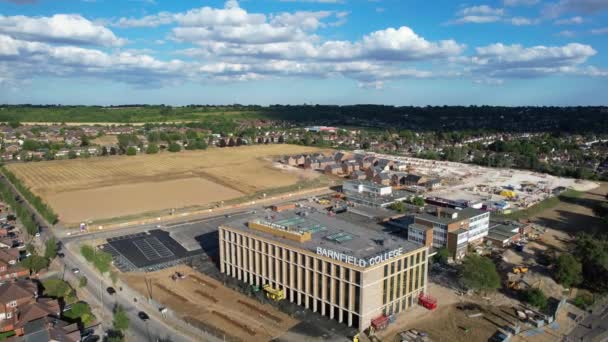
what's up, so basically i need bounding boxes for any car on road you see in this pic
[106,287,116,295]
[82,335,100,342]
[71,268,80,274]
[138,311,150,321]
[57,252,65,258]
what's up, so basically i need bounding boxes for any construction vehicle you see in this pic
[318,199,331,205]
[352,334,359,342]
[418,293,437,310]
[262,284,285,301]
[507,281,522,290]
[512,266,528,274]
[171,272,186,281]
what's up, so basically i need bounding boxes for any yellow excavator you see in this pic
[263,284,286,301]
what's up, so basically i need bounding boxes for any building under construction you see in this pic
[218,207,429,332]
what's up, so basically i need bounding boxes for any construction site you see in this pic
[121,265,300,342]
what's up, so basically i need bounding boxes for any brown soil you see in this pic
[121,265,298,341]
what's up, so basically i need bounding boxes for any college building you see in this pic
[218,207,429,332]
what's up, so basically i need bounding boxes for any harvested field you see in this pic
[6,145,325,224]
[121,265,298,342]
[90,135,118,145]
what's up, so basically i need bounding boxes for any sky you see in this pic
[0,0,607,106]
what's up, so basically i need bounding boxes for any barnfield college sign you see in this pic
[316,247,404,268]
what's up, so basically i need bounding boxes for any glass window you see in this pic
[355,271,361,285]
[397,260,402,272]
[384,265,388,277]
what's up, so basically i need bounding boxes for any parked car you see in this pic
[138,311,150,321]
[106,287,116,295]
[71,268,80,274]
[57,252,65,258]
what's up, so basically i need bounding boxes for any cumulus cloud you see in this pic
[590,27,608,34]
[0,14,125,46]
[451,5,505,24]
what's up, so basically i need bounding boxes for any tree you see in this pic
[44,237,58,260]
[22,139,40,151]
[168,142,181,153]
[68,150,77,159]
[146,143,159,154]
[522,288,547,309]
[113,306,130,332]
[388,201,405,213]
[126,146,137,156]
[64,302,96,326]
[20,255,49,274]
[79,276,88,288]
[101,146,108,156]
[109,147,118,155]
[554,254,583,288]
[574,234,608,291]
[42,278,72,298]
[411,197,426,207]
[80,135,90,147]
[433,247,449,265]
[460,255,501,293]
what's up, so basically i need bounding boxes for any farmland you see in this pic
[5,145,326,224]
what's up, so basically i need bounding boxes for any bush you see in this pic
[79,276,88,288]
[146,144,159,154]
[20,255,49,274]
[573,292,594,309]
[113,306,130,332]
[411,197,426,207]
[167,142,181,153]
[433,247,449,264]
[126,147,137,156]
[44,237,58,260]
[522,288,547,309]
[64,302,96,326]
[388,201,405,213]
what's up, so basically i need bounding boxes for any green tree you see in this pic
[554,254,583,288]
[113,306,130,332]
[126,146,137,156]
[388,201,405,213]
[20,255,49,274]
[411,197,426,207]
[80,244,113,274]
[146,143,159,154]
[68,150,77,159]
[574,234,608,291]
[44,237,58,260]
[42,278,72,298]
[460,255,501,293]
[64,302,96,326]
[433,247,449,265]
[22,139,40,151]
[522,288,547,309]
[168,142,181,152]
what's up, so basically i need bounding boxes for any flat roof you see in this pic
[409,223,432,231]
[416,206,487,225]
[222,207,422,263]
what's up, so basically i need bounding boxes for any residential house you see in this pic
[15,316,81,342]
[373,172,392,186]
[403,174,428,186]
[341,160,358,174]
[0,281,38,332]
[12,298,61,336]
[350,170,367,180]
[0,249,29,281]
[391,172,409,186]
[324,164,342,175]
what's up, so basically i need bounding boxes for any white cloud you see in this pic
[0,14,125,46]
[554,16,585,24]
[556,30,576,37]
[458,5,505,16]
[510,17,538,25]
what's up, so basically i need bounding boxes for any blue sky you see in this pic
[0,0,607,105]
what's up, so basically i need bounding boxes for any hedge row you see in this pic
[0,181,39,235]
[1,167,58,224]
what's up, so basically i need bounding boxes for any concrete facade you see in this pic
[219,224,428,332]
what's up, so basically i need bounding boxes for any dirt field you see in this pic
[529,182,607,236]
[6,145,325,223]
[122,265,298,341]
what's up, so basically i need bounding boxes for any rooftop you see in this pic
[222,207,422,264]
[416,206,487,225]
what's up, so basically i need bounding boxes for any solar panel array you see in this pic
[133,237,175,261]
[324,232,355,244]
[274,216,327,234]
